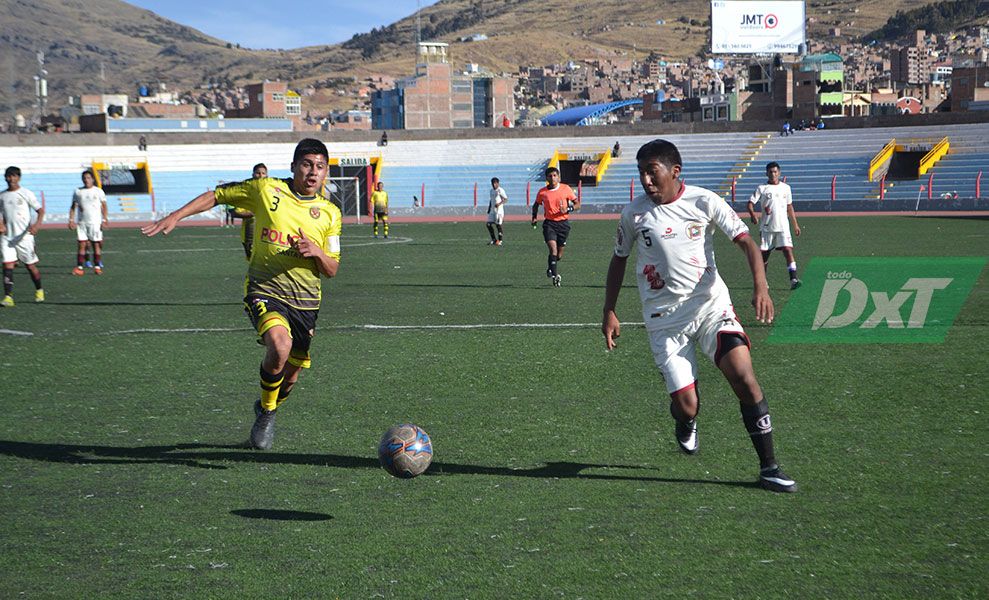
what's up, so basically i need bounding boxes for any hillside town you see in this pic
[7,21,989,134]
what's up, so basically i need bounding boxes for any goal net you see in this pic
[323,176,363,223]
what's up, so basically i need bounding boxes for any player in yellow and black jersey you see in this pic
[228,162,268,259]
[142,139,341,450]
[370,181,388,238]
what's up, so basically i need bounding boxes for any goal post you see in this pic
[323,176,362,223]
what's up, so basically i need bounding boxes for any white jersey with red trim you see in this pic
[614,183,749,331]
[0,187,41,239]
[749,182,792,233]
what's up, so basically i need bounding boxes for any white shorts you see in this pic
[76,222,104,243]
[486,210,504,225]
[760,230,793,251]
[647,303,749,394]
[1,234,39,265]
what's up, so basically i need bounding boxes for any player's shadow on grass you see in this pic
[44,301,244,307]
[231,509,332,522]
[0,439,757,489]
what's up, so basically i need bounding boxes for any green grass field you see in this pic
[1,216,986,598]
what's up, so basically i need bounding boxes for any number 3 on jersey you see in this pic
[642,264,665,290]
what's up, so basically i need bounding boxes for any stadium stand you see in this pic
[1,123,986,222]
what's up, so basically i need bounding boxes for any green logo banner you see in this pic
[768,257,986,344]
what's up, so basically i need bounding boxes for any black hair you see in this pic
[491,177,500,184]
[292,138,328,164]
[635,139,682,169]
[766,161,781,171]
[81,169,95,181]
[252,163,267,171]
[545,167,560,177]
[5,166,21,178]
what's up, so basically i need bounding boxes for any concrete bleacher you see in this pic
[757,122,989,210]
[0,123,985,223]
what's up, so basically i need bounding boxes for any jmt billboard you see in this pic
[711,0,806,54]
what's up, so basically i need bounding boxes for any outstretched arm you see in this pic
[735,235,774,324]
[142,190,217,236]
[601,254,629,350]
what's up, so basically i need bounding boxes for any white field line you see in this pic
[0,329,34,337]
[9,321,646,338]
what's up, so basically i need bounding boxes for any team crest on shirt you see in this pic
[310,207,321,219]
[686,222,703,240]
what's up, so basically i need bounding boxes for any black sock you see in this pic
[30,271,42,290]
[487,223,496,241]
[740,399,776,469]
[496,225,503,241]
[3,268,12,296]
[77,253,85,267]
[548,254,558,277]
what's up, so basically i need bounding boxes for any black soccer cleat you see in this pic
[759,465,798,493]
[674,418,699,454]
[250,406,277,450]
[790,278,802,290]
[552,274,562,287]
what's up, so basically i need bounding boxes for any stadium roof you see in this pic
[541,99,643,126]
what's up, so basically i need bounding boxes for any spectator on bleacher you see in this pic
[371,181,389,238]
[816,120,825,130]
[531,166,578,287]
[138,136,147,151]
[379,131,388,147]
[0,166,46,306]
[486,177,508,246]
[601,139,797,494]
[612,141,622,157]
[747,162,801,290]
[69,169,108,276]
[781,121,791,137]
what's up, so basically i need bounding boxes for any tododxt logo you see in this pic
[769,257,985,344]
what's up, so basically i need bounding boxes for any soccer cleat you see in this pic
[84,260,93,268]
[552,274,562,287]
[790,279,802,290]
[546,268,553,278]
[488,240,497,245]
[495,240,503,246]
[35,289,45,303]
[250,406,277,450]
[72,266,84,276]
[759,465,798,493]
[674,418,699,454]
[94,266,103,275]
[1,295,14,307]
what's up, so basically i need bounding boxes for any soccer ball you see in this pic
[378,424,433,478]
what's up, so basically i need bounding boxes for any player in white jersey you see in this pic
[485,177,508,245]
[0,166,45,306]
[69,170,108,275]
[747,162,802,289]
[601,140,796,493]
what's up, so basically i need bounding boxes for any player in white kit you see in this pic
[485,177,508,245]
[747,162,801,289]
[601,140,796,493]
[0,166,45,306]
[69,170,108,275]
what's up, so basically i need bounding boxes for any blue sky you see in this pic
[126,0,441,50]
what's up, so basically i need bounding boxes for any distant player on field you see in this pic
[486,177,507,245]
[142,139,342,450]
[69,169,108,275]
[601,139,797,493]
[229,162,266,259]
[370,181,389,238]
[747,161,802,289]
[531,166,578,287]
[0,166,45,306]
